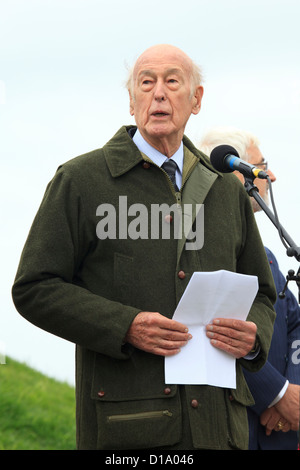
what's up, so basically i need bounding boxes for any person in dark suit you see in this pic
[199,126,300,450]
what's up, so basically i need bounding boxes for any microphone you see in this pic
[210,144,268,180]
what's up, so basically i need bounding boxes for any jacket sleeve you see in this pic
[235,194,277,373]
[11,167,140,360]
[267,248,300,385]
[286,289,300,384]
[243,362,287,414]
[243,248,300,413]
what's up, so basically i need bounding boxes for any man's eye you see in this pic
[167,79,179,87]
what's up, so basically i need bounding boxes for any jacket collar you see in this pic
[103,126,144,177]
[103,126,223,178]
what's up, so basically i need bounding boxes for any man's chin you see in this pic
[144,123,182,142]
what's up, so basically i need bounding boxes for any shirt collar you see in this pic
[132,128,183,175]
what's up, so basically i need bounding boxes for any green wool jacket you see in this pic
[12,126,276,450]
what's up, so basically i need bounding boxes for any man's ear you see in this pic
[191,86,204,115]
[129,91,135,116]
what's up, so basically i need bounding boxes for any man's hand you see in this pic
[205,318,257,358]
[260,407,291,435]
[274,383,300,431]
[259,384,300,435]
[124,311,192,356]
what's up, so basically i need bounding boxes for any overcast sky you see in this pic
[1,0,299,384]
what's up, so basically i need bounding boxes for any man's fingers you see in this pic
[205,318,257,358]
[208,318,257,334]
[137,311,189,333]
[125,311,192,356]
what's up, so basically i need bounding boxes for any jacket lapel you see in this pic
[177,158,218,264]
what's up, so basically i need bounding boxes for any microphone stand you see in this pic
[244,176,300,304]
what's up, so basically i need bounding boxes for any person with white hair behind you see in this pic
[199,126,300,450]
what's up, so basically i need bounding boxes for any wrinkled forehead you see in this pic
[133,46,193,80]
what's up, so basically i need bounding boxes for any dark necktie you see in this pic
[162,159,179,191]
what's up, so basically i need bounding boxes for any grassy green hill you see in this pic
[0,357,76,450]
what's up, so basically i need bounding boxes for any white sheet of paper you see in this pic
[165,270,258,389]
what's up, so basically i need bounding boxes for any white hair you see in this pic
[198,126,260,162]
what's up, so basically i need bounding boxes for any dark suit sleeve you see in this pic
[243,362,287,414]
[266,248,300,385]
[284,279,300,385]
[244,247,300,415]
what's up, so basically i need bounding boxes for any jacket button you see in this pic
[164,387,171,395]
[97,391,105,397]
[142,162,151,169]
[178,270,186,279]
[191,399,199,408]
[228,394,234,401]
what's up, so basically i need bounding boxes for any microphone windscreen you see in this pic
[210,145,240,173]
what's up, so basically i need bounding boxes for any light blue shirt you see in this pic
[133,129,183,189]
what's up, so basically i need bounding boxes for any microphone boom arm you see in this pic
[243,176,300,303]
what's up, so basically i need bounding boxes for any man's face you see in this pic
[235,143,276,212]
[129,45,203,154]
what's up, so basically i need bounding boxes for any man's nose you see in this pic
[154,80,167,101]
[267,169,276,183]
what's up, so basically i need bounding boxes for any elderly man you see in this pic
[12,45,276,450]
[199,126,300,450]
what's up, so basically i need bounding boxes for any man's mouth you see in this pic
[152,112,169,117]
